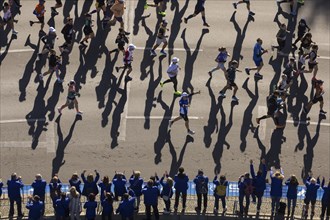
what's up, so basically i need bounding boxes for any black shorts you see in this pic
[97,2,105,8]
[308,62,317,70]
[118,42,125,51]
[83,26,93,36]
[312,95,323,104]
[194,7,204,15]
[267,106,276,116]
[228,81,237,87]
[180,114,189,121]
[124,63,132,69]
[154,0,163,4]
[37,16,45,24]
[64,36,72,44]
[243,0,250,3]
[304,198,316,206]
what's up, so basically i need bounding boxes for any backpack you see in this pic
[215,184,227,197]
[244,181,254,196]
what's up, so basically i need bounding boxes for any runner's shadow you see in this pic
[240,78,258,152]
[154,91,178,164]
[72,0,93,43]
[168,131,194,177]
[133,0,146,35]
[45,82,64,122]
[181,28,208,93]
[203,77,220,148]
[52,114,81,176]
[0,33,14,65]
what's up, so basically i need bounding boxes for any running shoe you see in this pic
[12,30,18,35]
[174,91,182,95]
[150,50,157,56]
[144,3,148,9]
[254,73,263,79]
[232,96,239,102]
[249,11,255,16]
[29,21,33,26]
[208,71,212,77]
[320,110,327,115]
[203,23,210,27]
[245,68,250,75]
[125,76,132,81]
[160,50,167,56]
[159,82,164,87]
[219,92,226,98]
[158,11,166,16]
[76,111,83,115]
[57,107,62,114]
[188,130,195,135]
[183,17,188,24]
[115,67,119,72]
[233,3,237,9]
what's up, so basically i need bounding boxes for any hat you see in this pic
[128,44,136,50]
[181,92,188,97]
[316,80,324,84]
[69,80,76,85]
[172,57,179,63]
[162,20,168,24]
[49,27,56,33]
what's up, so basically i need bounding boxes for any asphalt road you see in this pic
[0,0,329,184]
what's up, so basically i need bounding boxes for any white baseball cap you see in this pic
[181,92,188,97]
[172,57,179,63]
[49,27,56,33]
[128,44,136,50]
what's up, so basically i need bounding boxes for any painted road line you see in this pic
[0,48,35,54]
[46,121,56,153]
[258,106,267,141]
[0,118,46,123]
[281,52,330,60]
[286,120,330,127]
[126,116,203,120]
[135,47,203,52]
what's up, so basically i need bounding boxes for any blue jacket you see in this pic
[84,201,97,219]
[238,177,253,196]
[250,164,267,196]
[98,182,112,201]
[160,176,173,198]
[129,175,144,197]
[193,175,209,194]
[174,173,189,193]
[69,178,82,194]
[0,181,3,197]
[31,179,47,199]
[270,169,284,197]
[26,200,44,220]
[81,172,100,197]
[116,196,135,218]
[305,177,320,201]
[285,178,298,199]
[7,178,24,200]
[55,197,70,217]
[112,175,127,197]
[142,185,159,206]
[102,197,114,215]
[321,179,330,204]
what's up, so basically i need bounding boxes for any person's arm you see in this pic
[81,171,86,183]
[250,160,256,178]
[280,167,284,175]
[94,170,100,183]
[321,177,325,188]
[188,90,201,98]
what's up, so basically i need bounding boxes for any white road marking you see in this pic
[280,52,330,60]
[0,48,34,54]
[135,47,203,52]
[126,116,203,120]
[258,106,267,140]
[286,120,330,127]
[0,118,46,123]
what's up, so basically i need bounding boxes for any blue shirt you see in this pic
[0,181,3,197]
[216,52,228,63]
[31,179,47,199]
[112,175,127,197]
[253,43,263,61]
[7,179,24,200]
[174,173,189,193]
[55,197,70,217]
[142,186,159,206]
[179,98,189,115]
[116,197,135,218]
[84,201,97,219]
[26,200,44,220]
[98,182,112,201]
[129,176,144,197]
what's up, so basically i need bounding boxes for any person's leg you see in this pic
[126,67,132,76]
[17,197,23,216]
[214,196,219,211]
[153,205,159,220]
[152,43,160,51]
[174,191,180,210]
[239,194,244,214]
[203,193,208,211]
[196,193,202,211]
[209,65,221,74]
[145,205,151,220]
[74,99,81,113]
[326,202,330,217]
[161,41,168,51]
[233,85,238,96]
[271,197,276,214]
[201,11,208,26]
[287,199,292,215]
[172,76,178,92]
[256,62,264,74]
[185,13,196,23]
[312,65,318,78]
[292,198,297,217]
[257,195,262,211]
[245,195,250,214]
[184,119,190,131]
[182,193,187,209]
[221,196,227,211]
[9,198,14,217]
[275,197,281,213]
[164,199,170,211]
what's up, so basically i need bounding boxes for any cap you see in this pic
[128,44,136,50]
[316,80,324,84]
[49,27,56,33]
[162,20,168,24]
[172,57,179,63]
[231,60,238,65]
[69,80,76,84]
[181,92,188,97]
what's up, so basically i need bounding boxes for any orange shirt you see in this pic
[34,4,45,17]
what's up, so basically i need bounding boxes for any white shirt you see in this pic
[167,63,179,77]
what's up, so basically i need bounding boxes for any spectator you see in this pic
[98,176,112,202]
[270,167,284,216]
[69,173,82,195]
[129,171,144,212]
[285,175,299,218]
[150,173,160,188]
[0,178,3,198]
[67,186,81,220]
[320,177,330,219]
[238,173,254,216]
[84,193,97,220]
[49,174,62,210]
[194,169,209,213]
[213,174,228,214]
[26,195,44,220]
[112,172,127,201]
[160,172,174,214]
[81,170,100,198]
[101,192,114,220]
[142,179,160,220]
[31,174,46,215]
[7,173,24,218]
[304,175,321,218]
[116,190,136,220]
[250,159,267,213]
[55,192,70,220]
[174,167,189,213]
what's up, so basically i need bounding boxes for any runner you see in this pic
[184,0,210,27]
[168,90,201,136]
[292,19,310,48]
[29,0,46,31]
[88,0,109,20]
[208,47,231,78]
[0,2,18,35]
[245,38,268,79]
[39,49,62,83]
[301,44,319,80]
[278,57,298,92]
[232,0,255,17]
[144,0,166,16]
[219,60,241,102]
[59,17,74,54]
[159,57,182,95]
[150,20,168,56]
[109,0,126,30]
[80,13,94,48]
[303,80,326,115]
[256,90,280,124]
[115,44,136,82]
[37,27,57,61]
[276,0,295,15]
[271,23,288,55]
[109,28,129,55]
[50,0,62,17]
[298,32,314,58]
[58,80,83,115]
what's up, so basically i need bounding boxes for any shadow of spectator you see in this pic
[265,128,286,168]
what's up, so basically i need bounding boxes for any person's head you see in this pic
[178,167,185,174]
[220,175,226,181]
[289,57,295,65]
[244,172,250,179]
[181,92,188,100]
[52,175,58,182]
[231,60,238,68]
[305,32,312,39]
[71,173,78,180]
[67,17,73,24]
[299,18,306,25]
[119,27,125,34]
[198,169,204,176]
[257,38,263,45]
[70,186,79,197]
[312,44,318,51]
[116,172,123,179]
[123,193,129,200]
[39,0,45,5]
[36,174,42,180]
[167,177,173,187]
[172,57,179,64]
[280,23,287,30]
[315,80,324,87]
[88,193,95,201]
[310,178,316,184]
[273,90,279,97]
[87,173,94,183]
[147,179,154,187]
[218,47,226,52]
[61,192,67,199]
[11,173,17,180]
[103,176,109,184]
[34,195,40,202]
[69,80,76,86]
[162,20,168,27]
[290,175,297,184]
[3,2,9,9]
[274,170,284,180]
[49,27,56,34]
[50,49,56,55]
[134,171,141,178]
[128,44,136,51]
[281,74,287,81]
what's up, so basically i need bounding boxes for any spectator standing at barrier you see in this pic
[113,172,127,201]
[129,171,144,212]
[150,173,160,188]
[174,167,189,213]
[270,167,284,216]
[250,159,267,214]
[98,176,112,202]
[31,174,47,215]
[320,177,330,219]
[213,174,228,215]
[160,171,174,214]
[69,173,82,195]
[238,173,254,216]
[285,175,299,218]
[194,169,209,213]
[81,170,100,199]
[55,192,70,220]
[84,193,97,220]
[7,173,24,218]
[101,192,114,220]
[67,186,81,220]
[304,174,321,218]
[142,179,160,220]
[49,174,62,211]
[26,195,44,220]
[116,190,135,220]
